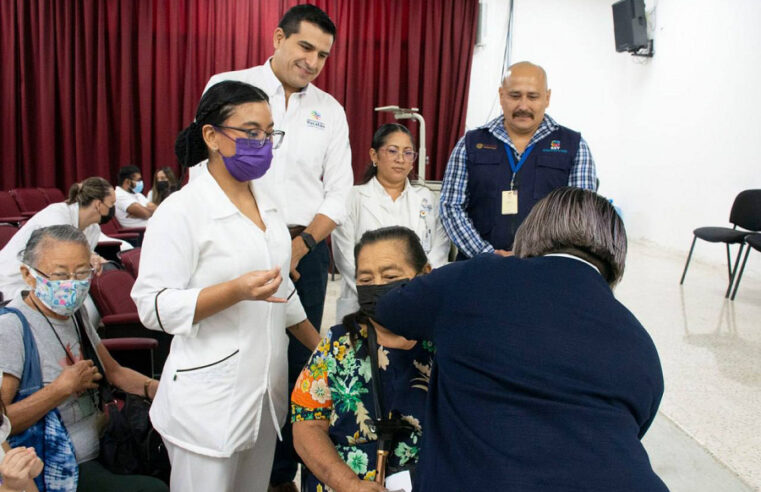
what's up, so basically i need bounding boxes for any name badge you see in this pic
[502,190,518,215]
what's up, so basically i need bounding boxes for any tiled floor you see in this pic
[320,240,761,490]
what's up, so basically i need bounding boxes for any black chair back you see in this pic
[729,189,761,231]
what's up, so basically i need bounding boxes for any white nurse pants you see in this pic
[163,401,278,492]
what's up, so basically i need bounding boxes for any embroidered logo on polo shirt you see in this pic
[306,110,326,129]
[475,143,497,150]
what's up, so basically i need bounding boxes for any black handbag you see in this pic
[75,310,170,483]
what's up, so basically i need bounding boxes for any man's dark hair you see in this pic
[278,4,336,38]
[117,165,141,187]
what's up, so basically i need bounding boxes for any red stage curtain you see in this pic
[0,0,478,189]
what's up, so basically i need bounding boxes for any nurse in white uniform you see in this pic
[331,123,450,320]
[131,81,321,492]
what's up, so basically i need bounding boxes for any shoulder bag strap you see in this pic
[1,306,43,399]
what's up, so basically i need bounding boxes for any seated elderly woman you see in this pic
[375,187,667,492]
[0,378,42,492]
[0,225,167,492]
[292,226,434,492]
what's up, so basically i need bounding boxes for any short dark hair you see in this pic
[175,81,269,168]
[513,187,627,286]
[67,177,113,207]
[360,123,415,184]
[117,165,141,187]
[278,4,336,39]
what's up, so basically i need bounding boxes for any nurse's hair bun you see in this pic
[174,81,269,168]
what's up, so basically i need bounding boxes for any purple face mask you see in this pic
[217,132,273,182]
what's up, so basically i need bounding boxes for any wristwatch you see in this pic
[299,231,317,252]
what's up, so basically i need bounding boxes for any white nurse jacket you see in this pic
[331,177,450,320]
[131,171,306,458]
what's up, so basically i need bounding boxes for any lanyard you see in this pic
[504,142,535,190]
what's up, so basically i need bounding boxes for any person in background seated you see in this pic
[148,167,179,207]
[114,165,155,228]
[331,124,450,321]
[293,226,434,492]
[375,187,667,491]
[0,373,42,492]
[0,225,165,492]
[0,177,113,300]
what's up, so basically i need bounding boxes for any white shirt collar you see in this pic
[543,253,601,275]
[262,58,311,98]
[197,170,278,220]
[365,176,410,200]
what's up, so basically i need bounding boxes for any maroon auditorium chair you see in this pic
[90,268,170,375]
[118,247,141,278]
[10,188,49,216]
[0,192,26,224]
[0,224,18,249]
[39,187,66,203]
[100,217,142,244]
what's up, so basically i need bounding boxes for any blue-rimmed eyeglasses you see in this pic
[215,125,285,149]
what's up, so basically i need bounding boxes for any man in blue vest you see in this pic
[440,61,597,259]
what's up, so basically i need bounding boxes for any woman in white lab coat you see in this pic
[331,124,450,320]
[131,81,320,492]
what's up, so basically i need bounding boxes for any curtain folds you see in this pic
[0,0,478,189]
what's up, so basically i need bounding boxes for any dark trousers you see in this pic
[77,460,167,492]
[270,240,330,485]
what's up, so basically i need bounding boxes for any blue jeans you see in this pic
[270,240,329,485]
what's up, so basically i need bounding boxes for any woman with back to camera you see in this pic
[147,167,179,207]
[331,123,449,321]
[375,187,668,491]
[0,177,114,299]
[131,80,321,492]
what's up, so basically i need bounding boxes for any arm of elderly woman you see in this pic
[293,420,386,492]
[0,360,101,434]
[0,442,42,492]
[95,343,158,400]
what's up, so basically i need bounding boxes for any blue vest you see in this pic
[464,124,580,251]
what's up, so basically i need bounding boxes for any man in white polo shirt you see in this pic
[203,5,352,491]
[114,165,155,229]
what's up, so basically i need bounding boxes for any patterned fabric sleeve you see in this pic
[291,333,335,422]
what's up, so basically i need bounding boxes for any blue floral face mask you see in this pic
[26,266,91,316]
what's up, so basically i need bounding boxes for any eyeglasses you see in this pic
[29,266,94,281]
[380,147,418,163]
[215,125,285,149]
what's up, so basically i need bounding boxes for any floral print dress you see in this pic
[291,323,434,492]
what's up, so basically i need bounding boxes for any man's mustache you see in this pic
[512,110,533,119]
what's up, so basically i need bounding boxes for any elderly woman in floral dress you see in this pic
[291,227,434,492]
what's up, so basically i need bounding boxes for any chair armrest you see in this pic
[117,226,146,234]
[101,312,142,325]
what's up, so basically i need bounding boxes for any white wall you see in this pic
[466,0,761,277]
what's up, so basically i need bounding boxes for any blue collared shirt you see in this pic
[439,114,597,257]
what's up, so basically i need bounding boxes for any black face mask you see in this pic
[99,204,115,225]
[356,278,409,319]
[156,180,170,192]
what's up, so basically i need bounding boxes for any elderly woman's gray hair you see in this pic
[513,187,627,286]
[20,225,90,267]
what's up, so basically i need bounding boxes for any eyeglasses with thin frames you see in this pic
[215,125,285,149]
[27,265,95,281]
[380,147,418,163]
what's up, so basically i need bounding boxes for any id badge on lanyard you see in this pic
[501,143,534,215]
